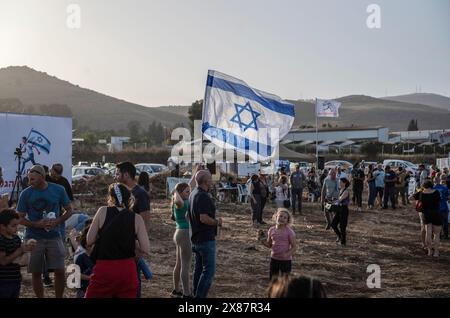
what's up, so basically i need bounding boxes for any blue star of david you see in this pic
[37,137,43,143]
[230,102,261,132]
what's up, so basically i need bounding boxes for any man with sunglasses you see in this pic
[16,165,73,298]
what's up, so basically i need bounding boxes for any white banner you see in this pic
[237,163,261,177]
[0,113,72,195]
[316,99,341,118]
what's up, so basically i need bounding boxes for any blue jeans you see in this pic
[0,281,21,298]
[192,240,216,298]
[368,182,376,207]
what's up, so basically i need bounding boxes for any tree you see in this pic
[407,119,418,131]
[188,100,203,131]
[127,120,141,143]
[79,131,97,147]
[360,142,382,157]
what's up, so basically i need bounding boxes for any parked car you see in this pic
[382,159,418,174]
[77,161,89,166]
[361,161,378,174]
[135,163,169,177]
[72,166,106,181]
[324,160,353,172]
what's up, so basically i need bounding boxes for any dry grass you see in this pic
[19,198,450,298]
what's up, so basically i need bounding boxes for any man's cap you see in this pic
[29,165,45,177]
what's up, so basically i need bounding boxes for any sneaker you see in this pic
[182,294,194,299]
[170,290,183,298]
[43,277,53,288]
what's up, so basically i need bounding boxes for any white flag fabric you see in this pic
[316,99,341,118]
[202,70,295,160]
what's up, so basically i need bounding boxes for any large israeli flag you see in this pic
[27,128,51,154]
[202,70,295,160]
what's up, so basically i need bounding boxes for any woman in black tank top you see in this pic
[85,183,150,298]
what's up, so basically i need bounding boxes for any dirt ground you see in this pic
[19,197,450,298]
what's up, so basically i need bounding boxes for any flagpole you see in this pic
[315,99,319,170]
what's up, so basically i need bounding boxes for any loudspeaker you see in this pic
[318,157,325,170]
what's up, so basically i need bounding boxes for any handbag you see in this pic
[415,192,423,213]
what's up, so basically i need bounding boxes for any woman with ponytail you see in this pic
[85,183,150,298]
[170,183,192,298]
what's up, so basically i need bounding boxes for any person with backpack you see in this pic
[85,183,150,298]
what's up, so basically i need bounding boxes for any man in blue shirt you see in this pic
[188,170,222,298]
[383,165,397,209]
[434,176,450,240]
[373,163,385,208]
[16,165,72,298]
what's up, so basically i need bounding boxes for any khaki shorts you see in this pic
[28,238,65,273]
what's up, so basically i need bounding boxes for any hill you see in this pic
[382,93,450,111]
[0,66,190,131]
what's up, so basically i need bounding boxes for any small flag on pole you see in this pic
[316,99,341,118]
[27,129,51,154]
[202,70,295,160]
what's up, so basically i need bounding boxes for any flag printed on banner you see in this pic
[316,99,341,118]
[27,129,51,154]
[202,70,295,160]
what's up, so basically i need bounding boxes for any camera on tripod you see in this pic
[14,147,23,157]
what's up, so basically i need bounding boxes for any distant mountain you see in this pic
[382,93,450,111]
[289,95,450,131]
[0,66,448,133]
[0,66,190,131]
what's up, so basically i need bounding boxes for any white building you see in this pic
[109,136,130,152]
[284,126,389,145]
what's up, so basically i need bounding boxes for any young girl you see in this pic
[260,208,296,280]
[171,183,192,298]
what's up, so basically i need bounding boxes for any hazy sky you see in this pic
[1,0,449,106]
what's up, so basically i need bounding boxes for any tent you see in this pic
[278,144,315,162]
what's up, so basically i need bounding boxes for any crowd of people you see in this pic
[0,159,449,299]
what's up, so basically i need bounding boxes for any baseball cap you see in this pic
[29,165,45,177]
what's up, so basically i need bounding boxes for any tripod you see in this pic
[8,147,24,207]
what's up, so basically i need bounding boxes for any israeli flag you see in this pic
[202,70,295,160]
[27,129,51,154]
[316,99,341,118]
